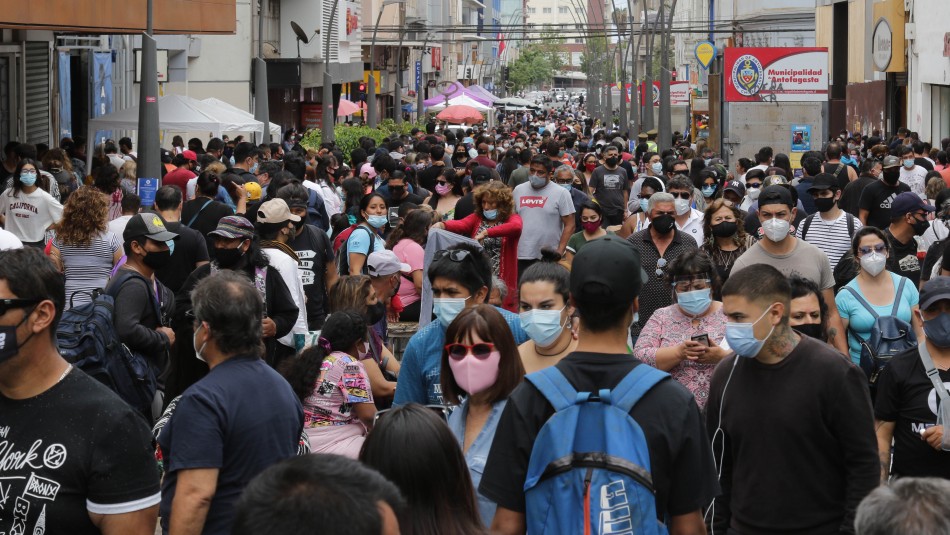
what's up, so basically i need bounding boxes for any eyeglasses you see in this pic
[640,193,653,200]
[373,404,450,426]
[434,249,473,263]
[445,342,496,360]
[670,191,691,200]
[673,277,711,292]
[858,243,888,255]
[436,180,448,185]
[0,298,40,316]
[655,258,668,277]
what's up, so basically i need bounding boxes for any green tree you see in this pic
[506,27,565,91]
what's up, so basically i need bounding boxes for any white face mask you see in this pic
[762,217,791,242]
[860,251,887,277]
[193,323,208,363]
[673,198,690,216]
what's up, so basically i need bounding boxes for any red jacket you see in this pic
[444,213,522,312]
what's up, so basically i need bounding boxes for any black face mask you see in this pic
[142,249,172,270]
[814,197,836,213]
[215,245,246,269]
[390,186,405,197]
[793,323,823,340]
[912,217,930,236]
[605,156,619,167]
[652,214,676,234]
[0,308,37,364]
[711,221,738,238]
[292,218,306,232]
[882,170,900,184]
[366,301,386,325]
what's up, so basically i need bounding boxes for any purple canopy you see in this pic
[423,82,493,108]
[466,84,497,104]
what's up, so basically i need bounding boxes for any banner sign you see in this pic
[92,51,113,142]
[633,81,690,106]
[695,41,715,69]
[58,51,71,139]
[724,47,829,102]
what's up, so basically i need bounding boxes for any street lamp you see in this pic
[322,0,343,143]
[417,31,437,123]
[368,0,406,128]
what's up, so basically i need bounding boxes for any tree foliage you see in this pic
[507,27,565,91]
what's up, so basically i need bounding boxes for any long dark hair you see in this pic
[9,158,40,197]
[359,404,484,535]
[357,192,386,225]
[386,208,433,249]
[93,162,120,195]
[280,310,365,402]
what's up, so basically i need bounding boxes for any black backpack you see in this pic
[336,225,376,276]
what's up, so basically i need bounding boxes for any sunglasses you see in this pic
[670,191,691,200]
[858,243,888,255]
[434,249,473,263]
[655,258,668,277]
[746,182,762,189]
[445,342,496,360]
[0,298,40,316]
[373,404,450,426]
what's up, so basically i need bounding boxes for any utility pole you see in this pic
[322,0,342,142]
[137,0,160,185]
[657,0,677,152]
[254,0,270,143]
[642,1,660,132]
[631,1,645,136]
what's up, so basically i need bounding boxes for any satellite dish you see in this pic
[291,21,310,44]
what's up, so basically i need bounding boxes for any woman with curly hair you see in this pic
[434,181,522,311]
[701,198,755,298]
[280,310,376,457]
[49,186,123,308]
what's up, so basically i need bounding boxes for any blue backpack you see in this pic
[524,364,670,535]
[56,272,160,418]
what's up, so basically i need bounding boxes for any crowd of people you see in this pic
[2,116,950,535]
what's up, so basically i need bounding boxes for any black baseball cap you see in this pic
[758,185,794,208]
[807,173,839,193]
[570,236,647,306]
[920,276,950,310]
[891,192,935,218]
[123,213,179,243]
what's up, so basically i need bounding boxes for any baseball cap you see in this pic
[182,149,198,162]
[208,216,255,240]
[257,198,301,224]
[919,276,950,310]
[762,174,789,188]
[367,250,411,278]
[570,236,646,306]
[758,185,794,208]
[123,213,179,243]
[360,162,377,179]
[806,173,838,193]
[890,191,935,218]
[471,166,492,185]
[724,180,746,196]
[882,155,901,169]
[245,181,262,201]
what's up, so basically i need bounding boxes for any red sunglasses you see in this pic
[445,343,496,360]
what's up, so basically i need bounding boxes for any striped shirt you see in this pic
[54,231,121,308]
[795,211,863,271]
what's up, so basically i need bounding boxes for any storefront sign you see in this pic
[634,81,690,106]
[872,18,893,71]
[724,47,829,103]
[300,103,322,131]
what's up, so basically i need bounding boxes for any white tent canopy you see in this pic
[200,97,281,140]
[426,94,492,112]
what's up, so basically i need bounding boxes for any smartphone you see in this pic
[690,333,710,347]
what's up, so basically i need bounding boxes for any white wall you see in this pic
[906,0,950,140]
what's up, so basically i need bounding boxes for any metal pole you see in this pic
[657,0,677,153]
[323,0,342,142]
[254,0,270,143]
[642,2,659,132]
[137,0,160,185]
[394,2,405,125]
[368,9,385,128]
[631,2,645,136]
[417,32,432,123]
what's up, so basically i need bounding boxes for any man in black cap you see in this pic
[885,191,935,286]
[451,165,492,221]
[480,236,718,534]
[859,155,911,229]
[383,169,425,223]
[796,173,863,271]
[732,185,849,353]
[875,276,950,482]
[722,180,746,209]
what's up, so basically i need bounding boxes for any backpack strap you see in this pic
[846,213,856,239]
[890,276,907,317]
[106,271,163,323]
[526,367,578,412]
[839,286,881,320]
[186,199,213,228]
[611,364,669,413]
[800,213,816,239]
[919,340,950,407]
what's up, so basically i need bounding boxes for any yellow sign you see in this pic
[695,41,716,69]
[363,70,381,94]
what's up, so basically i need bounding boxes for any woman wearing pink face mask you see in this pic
[441,304,526,527]
[425,167,464,221]
[576,152,599,186]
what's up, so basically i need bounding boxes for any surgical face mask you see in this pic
[483,209,498,220]
[924,313,950,348]
[725,305,776,358]
[520,307,567,348]
[560,183,572,191]
[860,251,887,276]
[193,323,208,363]
[651,162,663,175]
[528,174,547,189]
[903,159,915,169]
[489,145,495,151]
[639,198,650,213]
[704,158,712,166]
[229,155,236,166]
[701,185,716,198]
[366,214,388,229]
[676,288,712,316]
[19,171,37,186]
[762,217,790,242]
[250,162,260,174]
[673,198,690,216]
[468,148,479,159]
[747,187,762,201]
[435,183,452,196]
[433,296,471,328]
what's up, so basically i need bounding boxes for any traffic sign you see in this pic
[695,41,716,69]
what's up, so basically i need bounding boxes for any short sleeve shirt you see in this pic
[835,272,919,365]
[858,181,911,230]
[513,181,576,259]
[589,165,630,215]
[732,238,834,290]
[346,225,384,256]
[627,229,699,336]
[303,352,374,428]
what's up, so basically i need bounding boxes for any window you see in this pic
[527,7,536,13]
[574,38,583,44]
[542,7,552,13]
[558,6,568,13]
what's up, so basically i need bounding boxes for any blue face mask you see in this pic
[676,288,712,316]
[725,305,776,358]
[520,307,567,348]
[483,209,498,220]
[229,155,236,166]
[166,239,176,256]
[701,186,716,198]
[19,172,37,186]
[366,215,388,229]
[433,297,470,328]
[640,198,650,213]
[561,183,572,191]
[903,159,915,168]
[250,162,260,174]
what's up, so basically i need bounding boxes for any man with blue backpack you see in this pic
[480,235,719,535]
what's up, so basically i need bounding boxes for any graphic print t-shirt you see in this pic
[589,165,630,215]
[0,370,160,535]
[513,181,575,260]
[303,352,373,428]
[289,224,335,328]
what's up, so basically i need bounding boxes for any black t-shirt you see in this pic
[875,345,950,479]
[288,224,335,329]
[417,164,445,191]
[824,162,850,190]
[915,157,935,172]
[922,239,949,283]
[0,369,160,535]
[452,192,477,221]
[884,228,922,286]
[479,352,719,519]
[839,176,877,218]
[180,198,235,255]
[858,180,911,230]
[706,336,879,534]
[156,221,210,293]
[385,192,426,225]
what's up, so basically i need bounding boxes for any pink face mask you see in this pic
[448,351,501,395]
[435,183,452,196]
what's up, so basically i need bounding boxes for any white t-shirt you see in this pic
[186,177,199,201]
[303,180,341,218]
[261,248,309,348]
[900,165,929,197]
[676,208,705,246]
[0,187,64,243]
[108,214,134,239]
[513,180,576,259]
[0,227,23,250]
